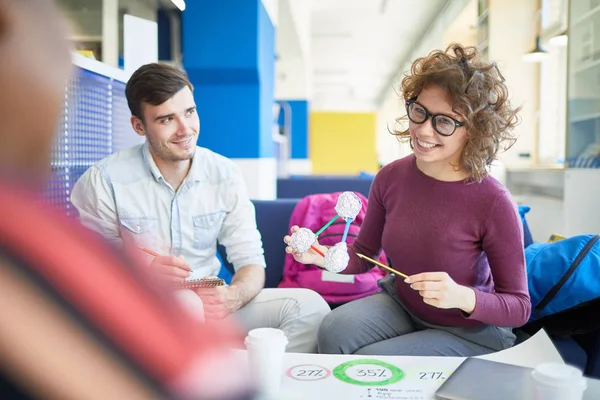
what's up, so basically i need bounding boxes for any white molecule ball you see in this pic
[334,191,362,220]
[289,227,316,254]
[323,242,350,273]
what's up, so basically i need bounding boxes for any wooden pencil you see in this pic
[356,253,409,279]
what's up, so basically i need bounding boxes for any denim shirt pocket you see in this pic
[193,211,225,249]
[119,217,158,249]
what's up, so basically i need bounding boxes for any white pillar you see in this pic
[275,0,313,176]
[275,0,312,101]
[233,159,278,200]
[488,0,539,169]
[102,0,119,67]
[262,0,280,27]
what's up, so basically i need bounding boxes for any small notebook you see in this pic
[178,277,225,289]
[435,357,535,400]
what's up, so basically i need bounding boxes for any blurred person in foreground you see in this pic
[0,1,251,399]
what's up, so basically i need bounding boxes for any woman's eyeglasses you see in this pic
[405,99,464,137]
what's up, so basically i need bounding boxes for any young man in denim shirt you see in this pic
[71,63,329,353]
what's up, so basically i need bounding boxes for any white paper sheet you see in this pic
[249,330,564,400]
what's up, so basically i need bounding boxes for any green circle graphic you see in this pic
[333,359,405,386]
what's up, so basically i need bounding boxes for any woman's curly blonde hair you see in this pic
[392,43,520,182]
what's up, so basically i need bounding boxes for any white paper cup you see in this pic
[245,328,288,398]
[531,363,587,400]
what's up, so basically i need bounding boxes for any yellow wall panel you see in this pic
[309,112,379,174]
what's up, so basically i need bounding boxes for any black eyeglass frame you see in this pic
[405,99,465,137]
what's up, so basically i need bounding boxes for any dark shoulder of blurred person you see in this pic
[0,1,252,399]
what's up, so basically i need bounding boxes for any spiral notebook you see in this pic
[136,247,225,289]
[177,277,225,289]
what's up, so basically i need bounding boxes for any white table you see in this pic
[585,377,600,399]
[245,330,599,400]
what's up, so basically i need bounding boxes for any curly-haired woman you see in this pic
[284,43,531,356]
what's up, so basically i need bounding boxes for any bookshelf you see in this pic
[566,0,600,167]
[563,0,600,236]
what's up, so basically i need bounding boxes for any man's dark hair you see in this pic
[125,63,193,120]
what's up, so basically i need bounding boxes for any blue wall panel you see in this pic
[258,1,276,159]
[157,8,172,61]
[182,0,259,71]
[289,100,309,159]
[182,0,275,159]
[278,100,309,159]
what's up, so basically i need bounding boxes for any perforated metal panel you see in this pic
[111,80,139,152]
[45,66,135,216]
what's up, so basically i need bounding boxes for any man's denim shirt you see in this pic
[71,141,266,278]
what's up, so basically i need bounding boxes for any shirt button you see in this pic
[135,225,141,232]
[208,221,214,226]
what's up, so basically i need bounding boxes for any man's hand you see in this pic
[193,282,242,320]
[406,272,476,314]
[150,255,191,283]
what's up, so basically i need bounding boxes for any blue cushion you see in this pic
[575,330,600,377]
[515,334,588,373]
[216,251,233,284]
[277,177,372,199]
[217,198,299,289]
[552,337,588,371]
[252,199,299,288]
[518,205,534,248]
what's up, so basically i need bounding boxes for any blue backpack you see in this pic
[524,234,600,336]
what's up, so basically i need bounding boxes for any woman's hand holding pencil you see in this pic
[355,252,476,313]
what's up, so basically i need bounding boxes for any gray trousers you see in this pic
[176,287,331,353]
[317,275,516,356]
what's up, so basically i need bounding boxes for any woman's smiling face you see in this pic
[408,85,468,173]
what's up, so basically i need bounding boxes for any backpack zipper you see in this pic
[535,235,600,312]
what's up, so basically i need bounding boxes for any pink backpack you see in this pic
[278,192,387,304]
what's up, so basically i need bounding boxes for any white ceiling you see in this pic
[59,0,448,112]
[58,0,165,38]
[308,0,447,111]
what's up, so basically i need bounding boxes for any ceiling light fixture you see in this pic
[171,0,186,11]
[523,7,549,63]
[523,35,549,63]
[549,33,568,47]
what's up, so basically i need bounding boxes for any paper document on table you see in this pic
[476,330,563,368]
[267,330,563,400]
